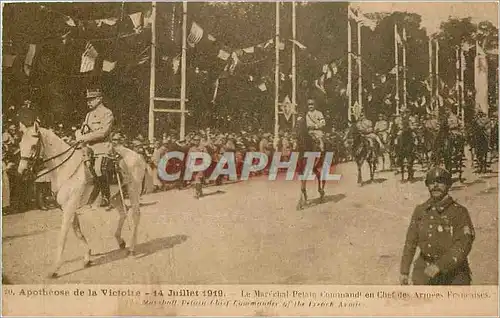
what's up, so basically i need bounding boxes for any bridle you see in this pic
[20,130,80,181]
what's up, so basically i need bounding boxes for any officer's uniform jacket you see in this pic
[424,118,439,131]
[306,110,326,138]
[400,196,475,284]
[80,104,114,155]
[356,118,374,135]
[374,120,389,133]
[447,113,460,131]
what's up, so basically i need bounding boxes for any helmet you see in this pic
[425,167,452,187]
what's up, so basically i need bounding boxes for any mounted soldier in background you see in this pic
[305,98,326,152]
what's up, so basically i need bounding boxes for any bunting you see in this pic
[129,12,142,32]
[102,60,116,72]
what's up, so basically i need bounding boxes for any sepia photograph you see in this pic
[1,1,498,314]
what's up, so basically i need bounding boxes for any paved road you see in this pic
[3,159,498,285]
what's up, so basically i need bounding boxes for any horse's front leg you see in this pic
[72,215,92,268]
[111,192,127,250]
[297,180,307,210]
[49,198,78,278]
[315,168,325,202]
[357,161,363,185]
[127,182,142,256]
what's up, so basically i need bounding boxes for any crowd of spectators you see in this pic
[2,100,350,215]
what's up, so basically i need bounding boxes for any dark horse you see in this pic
[393,127,416,181]
[433,126,465,182]
[346,126,380,185]
[294,116,327,210]
[467,119,490,173]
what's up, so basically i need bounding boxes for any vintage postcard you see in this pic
[2,1,498,316]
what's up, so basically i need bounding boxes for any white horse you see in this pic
[17,121,152,278]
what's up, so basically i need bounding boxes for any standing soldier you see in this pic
[400,167,475,285]
[305,98,326,151]
[75,88,114,207]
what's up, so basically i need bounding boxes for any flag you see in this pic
[402,28,407,43]
[24,44,36,76]
[395,30,403,46]
[211,78,220,103]
[143,11,153,27]
[207,34,216,42]
[349,6,376,30]
[217,49,230,61]
[80,42,97,73]
[3,54,16,67]
[172,55,180,74]
[258,82,267,91]
[474,43,489,114]
[187,22,204,48]
[288,39,306,50]
[278,41,285,50]
[388,66,397,74]
[243,46,255,54]
[129,12,142,31]
[102,60,116,72]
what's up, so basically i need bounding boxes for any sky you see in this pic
[351,1,499,35]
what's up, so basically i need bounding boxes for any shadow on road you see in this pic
[200,190,226,198]
[2,229,50,242]
[139,201,159,207]
[58,235,189,278]
[303,193,347,209]
[361,178,387,186]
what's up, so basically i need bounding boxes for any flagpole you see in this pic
[455,47,460,116]
[291,1,297,128]
[428,38,433,112]
[435,39,439,112]
[460,47,465,124]
[357,20,363,114]
[180,1,187,140]
[347,17,352,122]
[148,1,157,142]
[394,24,400,115]
[402,27,407,110]
[274,1,280,146]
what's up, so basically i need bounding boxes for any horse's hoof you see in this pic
[128,249,137,257]
[119,241,126,249]
[48,272,58,279]
[296,200,304,210]
[84,261,93,268]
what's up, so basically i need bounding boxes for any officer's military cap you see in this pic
[425,166,452,187]
[86,88,103,98]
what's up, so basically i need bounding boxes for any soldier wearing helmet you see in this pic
[400,167,475,285]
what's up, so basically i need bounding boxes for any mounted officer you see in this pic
[305,98,326,151]
[355,113,385,150]
[374,113,390,146]
[75,88,114,207]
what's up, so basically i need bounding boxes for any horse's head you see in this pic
[18,121,42,177]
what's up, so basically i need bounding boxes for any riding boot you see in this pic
[98,176,111,207]
[34,182,48,210]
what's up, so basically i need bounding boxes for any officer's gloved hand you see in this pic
[399,274,409,285]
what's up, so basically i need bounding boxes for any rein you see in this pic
[23,134,81,181]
